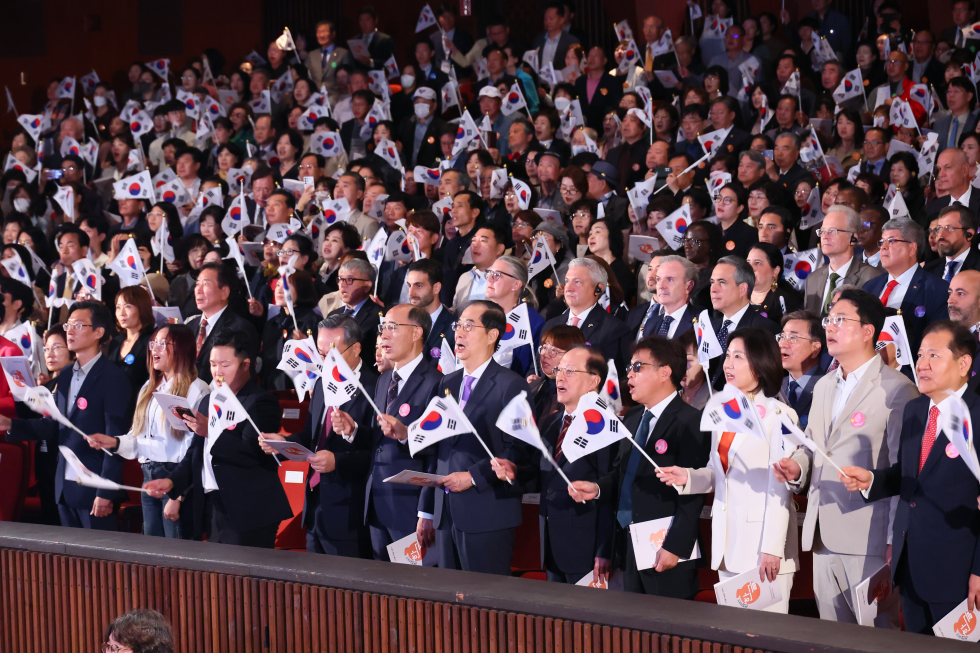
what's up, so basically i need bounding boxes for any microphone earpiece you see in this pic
[594,284,602,296]
[851,234,858,245]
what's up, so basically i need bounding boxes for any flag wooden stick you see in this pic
[625,436,663,472]
[704,357,714,396]
[539,446,582,502]
[243,413,281,466]
[455,408,514,485]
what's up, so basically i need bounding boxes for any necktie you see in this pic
[386,370,401,413]
[617,410,654,528]
[343,306,354,315]
[554,414,574,461]
[321,48,329,70]
[460,375,476,408]
[919,405,940,473]
[309,408,334,489]
[657,315,674,336]
[880,279,899,307]
[822,272,841,315]
[945,260,958,283]
[953,200,963,206]
[717,431,737,473]
[571,316,581,327]
[196,316,208,355]
[717,319,733,353]
[787,380,800,408]
[949,117,960,150]
[644,47,654,73]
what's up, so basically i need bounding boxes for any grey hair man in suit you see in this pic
[774,289,919,626]
[803,206,885,316]
[305,20,353,103]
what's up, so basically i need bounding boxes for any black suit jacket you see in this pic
[424,306,456,361]
[717,127,752,157]
[710,307,780,389]
[168,380,292,537]
[605,139,649,195]
[185,308,260,383]
[417,360,532,533]
[597,397,711,569]
[782,369,824,429]
[329,301,383,370]
[923,252,980,280]
[925,192,980,222]
[543,305,632,373]
[365,361,441,531]
[629,303,696,342]
[377,260,409,309]
[574,72,624,131]
[360,31,395,71]
[776,163,815,194]
[431,27,475,76]
[340,118,367,159]
[866,393,980,603]
[259,306,320,391]
[396,115,445,169]
[288,368,377,539]
[863,266,950,358]
[534,32,580,79]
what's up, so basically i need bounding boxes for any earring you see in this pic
[771,278,778,292]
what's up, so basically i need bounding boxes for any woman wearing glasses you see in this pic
[526,325,587,419]
[86,324,209,540]
[511,210,542,264]
[714,183,759,259]
[657,327,800,613]
[747,243,802,323]
[485,256,546,378]
[568,198,598,258]
[108,286,155,418]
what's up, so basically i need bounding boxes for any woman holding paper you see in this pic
[87,324,208,539]
[656,327,800,613]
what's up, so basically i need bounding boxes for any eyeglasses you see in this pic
[822,315,865,328]
[552,366,595,378]
[748,192,768,201]
[775,333,816,344]
[538,345,566,358]
[626,361,660,374]
[378,322,420,333]
[451,320,488,332]
[559,185,579,194]
[929,225,967,235]
[878,237,910,248]
[571,211,593,220]
[277,249,300,258]
[682,238,705,246]
[337,276,369,286]
[148,340,170,351]
[815,227,853,237]
[714,196,737,206]
[42,344,66,354]
[865,140,884,146]
[63,323,93,332]
[513,220,531,229]
[794,188,811,197]
[486,269,519,283]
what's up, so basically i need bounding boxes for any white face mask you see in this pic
[401,75,416,89]
[554,97,571,112]
[93,95,106,108]
[938,50,951,64]
[413,103,430,120]
[13,198,30,213]
[571,144,587,156]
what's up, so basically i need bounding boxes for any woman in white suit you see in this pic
[657,326,799,613]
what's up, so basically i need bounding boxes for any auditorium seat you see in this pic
[0,443,25,521]
[118,458,145,533]
[274,460,307,549]
[277,398,309,435]
[510,497,542,574]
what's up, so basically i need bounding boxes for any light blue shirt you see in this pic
[68,352,101,412]
[541,32,562,68]
[467,268,488,301]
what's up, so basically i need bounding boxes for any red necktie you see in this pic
[879,279,899,307]
[554,414,574,461]
[919,405,940,473]
[196,316,208,355]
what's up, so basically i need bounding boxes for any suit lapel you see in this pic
[829,359,880,445]
[579,307,604,341]
[68,357,103,419]
[901,269,925,314]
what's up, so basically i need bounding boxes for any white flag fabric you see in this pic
[59,136,81,159]
[386,230,413,263]
[889,98,917,130]
[80,71,100,95]
[365,99,387,130]
[833,68,864,103]
[112,170,153,201]
[701,385,768,440]
[275,27,298,51]
[501,82,528,117]
[249,90,272,115]
[527,234,558,281]
[495,391,547,453]
[474,58,491,81]
[963,21,980,40]
[522,50,540,73]
[222,195,250,236]
[782,247,821,292]
[146,59,170,80]
[941,395,980,482]
[23,385,73,430]
[781,71,800,97]
[321,197,352,226]
[4,322,36,363]
[1,356,34,401]
[407,395,471,457]
[799,186,824,229]
[688,1,703,19]
[539,62,560,87]
[414,166,442,186]
[376,136,402,171]
[758,95,773,133]
[511,177,532,210]
[384,56,399,80]
[887,190,910,219]
[152,166,177,190]
[499,303,534,351]
[450,110,480,156]
[614,20,633,42]
[60,446,125,491]
[56,77,75,99]
[157,177,189,205]
[708,171,731,196]
[432,195,453,224]
[321,347,360,407]
[698,127,728,156]
[4,152,37,183]
[877,315,913,366]
[18,113,48,142]
[364,228,387,271]
[207,386,249,440]
[440,81,459,112]
[310,130,345,158]
[702,15,732,39]
[562,392,629,463]
[53,186,75,221]
[1,253,32,289]
[277,337,324,402]
[649,31,675,57]
[107,238,145,288]
[416,4,438,32]
[918,133,939,179]
[617,39,642,73]
[223,238,250,283]
[627,175,657,215]
[778,412,819,453]
[695,309,723,364]
[436,337,457,374]
[626,105,652,130]
[269,74,295,104]
[71,258,102,301]
[601,359,623,414]
[655,204,692,250]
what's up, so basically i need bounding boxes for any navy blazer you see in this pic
[710,307,780,389]
[629,303,696,341]
[185,309,259,384]
[781,369,824,429]
[863,267,949,357]
[8,355,131,508]
[417,359,532,533]
[288,369,377,540]
[365,360,442,531]
[543,305,632,373]
[925,190,980,221]
[424,306,456,362]
[329,301,383,370]
[377,260,409,308]
[866,393,980,603]
[168,380,292,536]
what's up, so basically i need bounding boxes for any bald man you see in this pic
[948,269,980,386]
[926,149,980,219]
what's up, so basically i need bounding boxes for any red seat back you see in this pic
[0,443,25,521]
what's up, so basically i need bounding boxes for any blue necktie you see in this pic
[949,117,960,150]
[657,315,673,336]
[945,261,957,283]
[787,380,800,408]
[617,410,654,528]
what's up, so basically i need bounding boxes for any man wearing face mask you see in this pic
[396,87,443,169]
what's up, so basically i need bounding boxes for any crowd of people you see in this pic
[3,0,980,638]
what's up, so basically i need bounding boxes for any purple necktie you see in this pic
[460,375,475,408]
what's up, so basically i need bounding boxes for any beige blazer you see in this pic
[678,395,800,575]
[789,355,919,555]
[304,47,352,103]
[802,255,885,314]
[348,209,380,243]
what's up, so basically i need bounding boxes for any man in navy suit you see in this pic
[534,3,580,72]
[543,258,632,373]
[863,218,949,362]
[708,97,752,156]
[430,3,475,76]
[340,304,443,561]
[923,206,980,281]
[401,301,532,574]
[3,301,131,531]
[406,259,456,361]
[329,258,383,370]
[261,315,377,557]
[778,311,826,429]
[925,149,980,221]
[709,256,779,389]
[353,7,395,72]
[379,212,442,308]
[631,256,698,342]
[840,322,980,634]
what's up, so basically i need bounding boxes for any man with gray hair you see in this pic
[260,314,378,558]
[804,205,886,316]
[543,257,631,371]
[737,150,767,188]
[863,217,949,362]
[709,255,779,388]
[632,255,698,340]
[770,130,814,191]
[329,257,382,369]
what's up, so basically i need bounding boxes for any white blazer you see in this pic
[678,394,800,575]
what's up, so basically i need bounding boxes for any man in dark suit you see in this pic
[406,259,456,360]
[924,205,980,281]
[863,217,949,362]
[353,7,395,72]
[396,87,444,169]
[575,49,623,131]
[857,127,893,181]
[570,336,710,597]
[840,322,980,635]
[926,149,980,221]
[605,110,649,194]
[586,162,631,236]
[350,304,444,560]
[947,270,980,387]
[543,257,632,372]
[184,263,259,384]
[262,316,376,557]
[3,301,131,530]
[329,257,382,370]
[430,3,475,76]
[907,30,948,92]
[534,3,580,73]
[771,132,815,193]
[394,301,532,575]
[51,225,120,321]
[709,257,780,389]
[145,329,292,547]
[933,78,978,155]
[779,310,826,429]
[708,97,752,156]
[629,255,697,342]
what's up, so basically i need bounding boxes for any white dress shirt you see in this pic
[720,302,751,331]
[198,305,228,339]
[567,302,598,326]
[821,255,853,308]
[880,263,917,309]
[831,354,877,423]
[392,353,424,395]
[944,248,970,280]
[460,356,494,409]
[663,304,688,338]
[467,268,488,301]
[950,185,973,208]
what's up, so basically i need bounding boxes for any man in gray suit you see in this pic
[305,21,353,103]
[774,289,919,626]
[933,78,978,154]
[534,3,580,71]
[803,206,885,316]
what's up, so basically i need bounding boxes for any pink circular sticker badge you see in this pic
[399,403,411,417]
[947,443,960,459]
[76,397,88,410]
[850,412,865,427]
[756,405,767,418]
[654,439,668,454]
